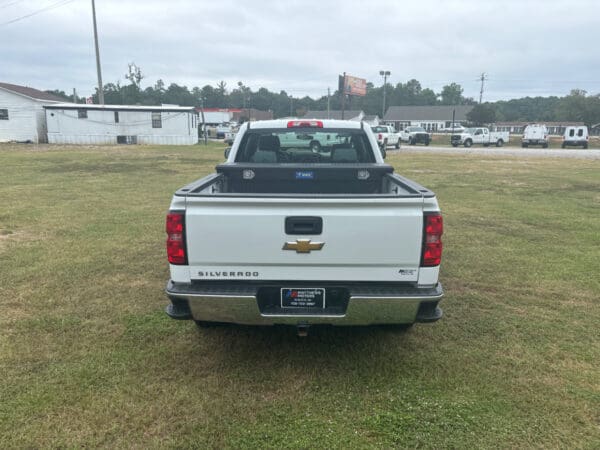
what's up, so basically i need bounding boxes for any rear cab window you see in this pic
[235,128,376,164]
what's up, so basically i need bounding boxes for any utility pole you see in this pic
[91,0,104,104]
[199,97,207,145]
[290,96,293,116]
[380,70,391,119]
[341,72,346,120]
[72,88,77,103]
[479,72,486,104]
[327,87,330,119]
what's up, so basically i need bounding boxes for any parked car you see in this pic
[451,127,509,147]
[371,125,401,149]
[164,119,444,334]
[522,124,549,148]
[562,126,589,149]
[399,126,431,145]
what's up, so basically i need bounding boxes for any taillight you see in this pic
[421,213,443,267]
[166,212,187,265]
[378,133,383,140]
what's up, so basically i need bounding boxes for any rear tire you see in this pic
[496,139,504,147]
[410,138,416,145]
[522,143,528,148]
[583,143,588,149]
[561,142,566,149]
[542,143,548,148]
[310,140,321,152]
[395,140,400,149]
[452,143,458,147]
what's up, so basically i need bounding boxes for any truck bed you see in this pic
[175,163,435,198]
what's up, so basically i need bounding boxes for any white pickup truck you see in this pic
[165,119,444,334]
[371,125,401,149]
[451,127,509,147]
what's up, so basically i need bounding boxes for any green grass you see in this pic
[0,142,599,448]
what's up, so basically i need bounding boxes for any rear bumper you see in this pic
[165,280,444,326]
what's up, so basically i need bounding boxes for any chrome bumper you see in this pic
[165,281,443,326]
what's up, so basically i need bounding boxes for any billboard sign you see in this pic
[342,74,367,97]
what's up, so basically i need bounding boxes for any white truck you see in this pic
[521,124,549,148]
[399,126,431,146]
[165,119,444,334]
[451,127,509,147]
[371,125,401,149]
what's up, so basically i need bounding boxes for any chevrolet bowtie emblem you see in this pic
[283,239,325,253]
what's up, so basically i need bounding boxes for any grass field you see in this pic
[0,142,599,448]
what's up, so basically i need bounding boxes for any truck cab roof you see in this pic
[246,119,364,130]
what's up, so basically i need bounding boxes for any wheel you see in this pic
[561,142,566,149]
[522,143,528,148]
[464,139,472,148]
[496,139,504,147]
[425,139,430,146]
[409,138,416,145]
[583,143,588,149]
[395,140,400,149]
[310,140,321,152]
[452,143,458,147]
[542,143,548,148]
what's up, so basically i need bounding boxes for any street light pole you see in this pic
[379,70,390,119]
[91,0,104,104]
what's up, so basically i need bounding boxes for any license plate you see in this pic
[281,288,325,308]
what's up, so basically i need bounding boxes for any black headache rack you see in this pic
[215,163,394,194]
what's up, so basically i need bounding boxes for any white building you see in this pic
[0,82,64,143]
[384,105,473,132]
[45,104,198,145]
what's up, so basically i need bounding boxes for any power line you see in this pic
[0,0,76,26]
[0,0,27,10]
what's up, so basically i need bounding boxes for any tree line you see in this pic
[46,72,600,126]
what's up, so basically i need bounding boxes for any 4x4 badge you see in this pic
[283,239,325,253]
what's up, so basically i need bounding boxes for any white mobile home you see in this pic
[45,104,198,145]
[0,82,64,143]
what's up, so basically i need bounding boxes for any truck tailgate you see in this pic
[184,196,424,282]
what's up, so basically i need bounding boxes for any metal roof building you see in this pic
[0,82,63,143]
[384,105,474,132]
[44,103,199,145]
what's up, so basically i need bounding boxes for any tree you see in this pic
[44,89,71,101]
[440,83,464,105]
[125,63,143,89]
[466,103,497,125]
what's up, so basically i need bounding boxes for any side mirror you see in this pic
[224,147,231,159]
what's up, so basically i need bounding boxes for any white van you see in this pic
[562,126,589,149]
[522,124,549,148]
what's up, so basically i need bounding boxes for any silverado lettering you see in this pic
[197,271,259,277]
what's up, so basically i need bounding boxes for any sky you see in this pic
[1,0,600,102]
